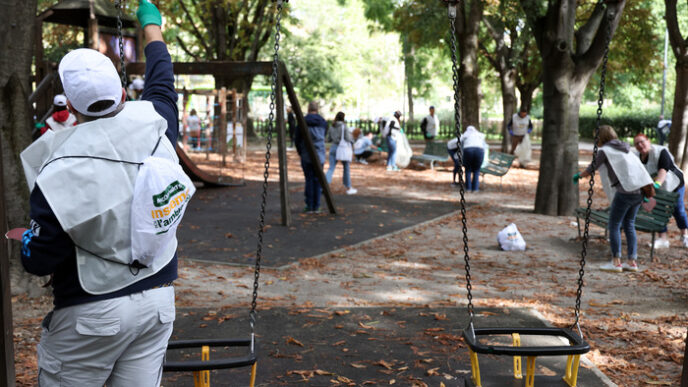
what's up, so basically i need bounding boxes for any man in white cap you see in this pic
[17,1,181,385]
[42,94,77,134]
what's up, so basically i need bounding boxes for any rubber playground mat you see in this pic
[162,307,612,386]
[177,181,458,267]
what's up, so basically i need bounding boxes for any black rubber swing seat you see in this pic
[463,327,590,357]
[163,338,257,371]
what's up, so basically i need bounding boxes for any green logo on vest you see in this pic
[153,181,186,207]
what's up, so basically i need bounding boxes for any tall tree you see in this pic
[481,0,542,152]
[160,0,285,90]
[666,0,688,172]
[1,1,37,294]
[454,0,484,130]
[520,0,625,216]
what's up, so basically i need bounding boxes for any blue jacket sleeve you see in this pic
[141,41,179,145]
[21,186,74,276]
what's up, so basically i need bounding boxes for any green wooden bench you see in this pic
[479,151,516,190]
[575,188,680,262]
[411,141,449,170]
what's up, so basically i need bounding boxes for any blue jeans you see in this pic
[326,144,351,188]
[448,148,460,183]
[301,159,322,211]
[608,192,643,260]
[661,185,688,232]
[463,147,484,191]
[386,136,397,167]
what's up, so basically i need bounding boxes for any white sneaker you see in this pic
[346,187,358,195]
[682,236,688,248]
[600,261,623,273]
[651,239,670,249]
[359,159,368,165]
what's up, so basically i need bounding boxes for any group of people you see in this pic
[573,125,688,273]
[292,105,417,213]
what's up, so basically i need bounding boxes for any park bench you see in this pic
[411,141,449,170]
[480,151,516,190]
[574,188,680,262]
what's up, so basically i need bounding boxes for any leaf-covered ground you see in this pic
[12,143,688,386]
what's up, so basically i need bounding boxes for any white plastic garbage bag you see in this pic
[513,133,532,164]
[497,223,527,251]
[131,156,196,267]
[395,130,413,168]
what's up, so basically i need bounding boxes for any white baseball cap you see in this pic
[53,94,67,107]
[58,48,123,117]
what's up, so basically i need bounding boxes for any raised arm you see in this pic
[137,0,179,144]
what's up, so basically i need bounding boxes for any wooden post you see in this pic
[0,144,16,387]
[231,89,238,158]
[280,63,336,214]
[681,329,688,387]
[275,67,291,226]
[181,89,189,151]
[87,0,99,50]
[219,87,228,167]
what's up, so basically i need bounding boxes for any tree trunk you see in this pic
[406,78,414,122]
[518,83,537,113]
[500,69,516,153]
[534,49,596,216]
[455,0,482,131]
[0,0,38,295]
[669,60,688,173]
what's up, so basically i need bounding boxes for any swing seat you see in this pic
[463,326,589,387]
[164,337,258,387]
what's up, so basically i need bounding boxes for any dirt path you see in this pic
[12,144,688,386]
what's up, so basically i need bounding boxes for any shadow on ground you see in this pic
[177,181,458,267]
[162,307,609,386]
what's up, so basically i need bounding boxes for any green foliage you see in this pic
[578,105,665,140]
[282,33,343,101]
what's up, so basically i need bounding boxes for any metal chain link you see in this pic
[447,5,474,320]
[115,1,127,87]
[574,3,612,329]
[249,0,284,332]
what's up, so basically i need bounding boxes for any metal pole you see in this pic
[661,28,668,117]
[0,144,16,387]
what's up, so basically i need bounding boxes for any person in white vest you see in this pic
[381,111,402,171]
[17,2,183,385]
[43,94,77,133]
[633,133,688,249]
[420,105,439,141]
[507,107,533,154]
[574,125,653,273]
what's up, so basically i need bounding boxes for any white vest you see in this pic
[45,114,77,132]
[424,114,439,137]
[511,113,530,136]
[633,145,681,192]
[21,101,179,295]
[599,145,653,201]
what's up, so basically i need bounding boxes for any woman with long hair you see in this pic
[326,111,357,195]
[574,125,653,272]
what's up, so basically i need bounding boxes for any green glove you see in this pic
[137,0,162,27]
[643,197,650,203]
[572,173,581,184]
[653,181,661,189]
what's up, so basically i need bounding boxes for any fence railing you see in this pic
[252,118,544,142]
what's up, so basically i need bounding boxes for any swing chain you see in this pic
[574,4,612,328]
[115,1,127,87]
[448,4,474,320]
[250,0,284,332]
